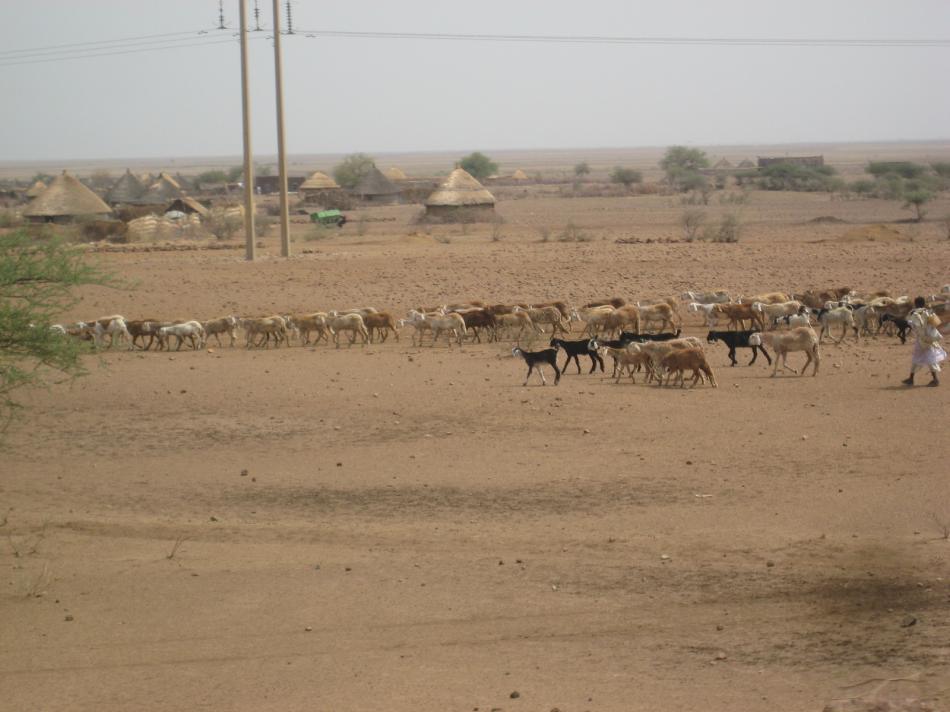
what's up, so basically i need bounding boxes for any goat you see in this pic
[493,311,540,341]
[599,344,653,383]
[327,313,370,348]
[712,302,764,331]
[125,319,164,350]
[749,327,820,377]
[772,312,811,329]
[450,308,497,343]
[688,301,721,327]
[512,347,561,386]
[362,312,400,343]
[752,300,803,328]
[681,290,731,304]
[657,348,717,388]
[88,315,131,349]
[202,315,239,348]
[243,316,288,349]
[706,330,772,367]
[638,338,706,384]
[880,314,911,344]
[740,292,791,305]
[817,306,856,343]
[531,301,572,321]
[157,321,205,351]
[287,313,330,345]
[513,305,570,335]
[619,330,682,344]
[550,337,604,374]
[584,297,626,309]
[636,302,678,334]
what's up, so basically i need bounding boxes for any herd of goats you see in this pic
[52,285,950,388]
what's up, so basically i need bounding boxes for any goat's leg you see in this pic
[592,351,604,373]
[799,351,812,376]
[523,364,533,386]
[537,366,547,386]
[729,346,738,366]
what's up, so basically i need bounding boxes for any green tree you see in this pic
[574,161,591,177]
[931,162,950,179]
[866,161,926,179]
[610,167,643,187]
[227,166,245,183]
[333,153,376,189]
[458,152,498,181]
[660,146,710,191]
[0,230,113,427]
[903,190,933,222]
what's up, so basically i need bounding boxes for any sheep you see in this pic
[287,313,330,345]
[157,321,206,351]
[657,348,717,388]
[749,327,820,377]
[491,311,538,341]
[550,337,604,374]
[636,302,677,334]
[243,316,288,349]
[752,300,804,328]
[327,313,370,348]
[706,330,772,367]
[681,290,731,304]
[513,305,569,335]
[817,306,856,344]
[711,302,763,331]
[512,347,561,386]
[362,312,400,343]
[202,315,239,348]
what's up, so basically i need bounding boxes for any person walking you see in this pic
[902,296,946,387]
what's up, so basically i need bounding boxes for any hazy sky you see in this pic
[1,1,948,161]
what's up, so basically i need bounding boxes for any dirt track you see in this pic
[2,189,950,711]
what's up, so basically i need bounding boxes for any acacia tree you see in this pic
[458,152,498,180]
[574,161,591,177]
[660,146,710,192]
[903,190,933,222]
[610,167,643,187]
[333,153,375,189]
[0,230,112,428]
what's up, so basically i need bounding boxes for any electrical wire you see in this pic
[0,30,211,57]
[292,29,950,48]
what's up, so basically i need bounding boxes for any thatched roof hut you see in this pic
[511,169,529,182]
[737,159,756,169]
[166,196,209,218]
[298,171,343,206]
[385,166,407,182]
[23,171,113,223]
[354,166,401,203]
[143,172,184,203]
[299,171,339,190]
[25,180,47,199]
[424,168,495,220]
[105,169,148,205]
[712,158,734,171]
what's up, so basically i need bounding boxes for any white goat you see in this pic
[158,321,205,351]
[749,327,820,377]
[818,306,856,344]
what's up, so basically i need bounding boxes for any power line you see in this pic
[0,32,223,61]
[0,30,209,57]
[0,36,264,69]
[292,29,950,48]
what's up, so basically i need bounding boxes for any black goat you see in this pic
[619,329,681,343]
[550,337,604,374]
[707,330,772,367]
[512,347,561,386]
[880,314,910,344]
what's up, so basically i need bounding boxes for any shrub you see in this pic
[849,179,876,196]
[931,162,950,179]
[681,209,705,242]
[558,220,589,242]
[610,167,643,187]
[207,211,243,240]
[757,162,838,192]
[574,162,591,177]
[458,152,498,181]
[866,161,926,179]
[903,190,933,222]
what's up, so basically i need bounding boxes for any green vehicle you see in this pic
[310,209,347,227]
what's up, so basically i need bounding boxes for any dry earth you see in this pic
[2,187,950,711]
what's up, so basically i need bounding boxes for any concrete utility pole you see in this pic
[272,0,291,257]
[239,0,256,261]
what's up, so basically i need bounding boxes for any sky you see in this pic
[1,0,948,162]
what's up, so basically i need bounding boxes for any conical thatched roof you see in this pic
[105,169,147,204]
[143,172,184,202]
[384,166,407,181]
[299,171,339,190]
[354,166,399,196]
[425,168,495,207]
[712,158,733,170]
[737,159,755,169]
[23,171,112,218]
[25,180,47,198]
[511,169,529,181]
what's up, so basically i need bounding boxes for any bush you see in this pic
[757,163,838,192]
[333,153,375,189]
[610,167,643,187]
[574,162,591,177]
[867,161,926,179]
[703,213,742,243]
[558,220,590,242]
[207,211,243,240]
[849,179,876,196]
[459,152,498,181]
[903,190,933,222]
[0,210,21,228]
[931,162,950,179]
[681,209,705,242]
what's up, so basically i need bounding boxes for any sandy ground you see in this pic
[2,187,950,711]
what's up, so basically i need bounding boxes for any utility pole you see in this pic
[272,0,291,257]
[238,0,256,261]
